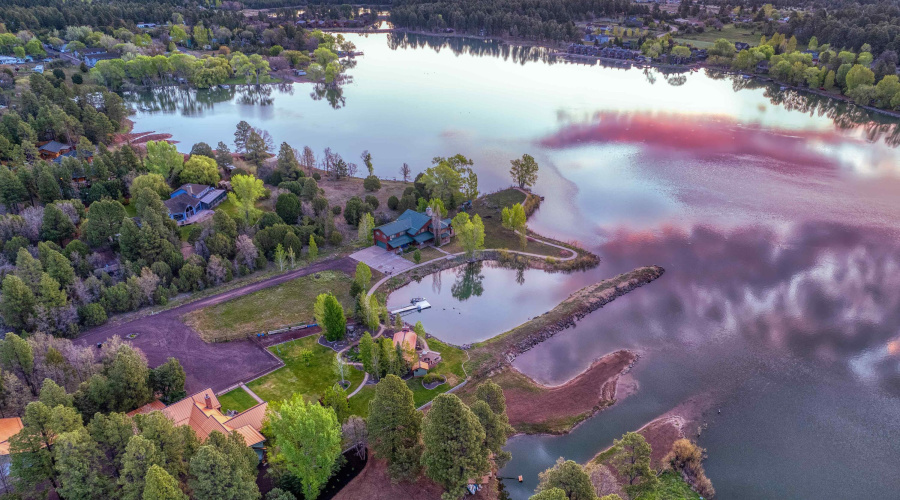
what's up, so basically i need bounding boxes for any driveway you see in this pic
[77,257,357,394]
[350,246,415,274]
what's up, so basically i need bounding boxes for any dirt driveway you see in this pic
[350,245,414,274]
[76,257,357,394]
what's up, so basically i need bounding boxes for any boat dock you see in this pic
[391,298,432,315]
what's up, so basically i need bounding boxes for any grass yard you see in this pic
[442,189,565,258]
[674,23,759,48]
[217,387,259,414]
[347,384,376,417]
[247,335,365,404]
[402,246,444,264]
[406,338,467,407]
[183,270,354,342]
[633,471,702,500]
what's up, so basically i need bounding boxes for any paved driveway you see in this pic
[350,246,415,274]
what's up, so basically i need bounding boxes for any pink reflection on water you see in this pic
[539,112,853,170]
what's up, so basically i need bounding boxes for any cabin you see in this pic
[413,361,429,377]
[734,42,751,51]
[373,208,453,252]
[38,140,73,160]
[82,51,119,68]
[164,183,227,225]
[128,389,269,462]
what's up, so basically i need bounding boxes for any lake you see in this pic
[130,33,900,500]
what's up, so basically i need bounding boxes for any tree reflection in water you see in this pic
[450,262,485,301]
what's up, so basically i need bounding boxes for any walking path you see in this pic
[366,234,577,298]
[240,383,264,404]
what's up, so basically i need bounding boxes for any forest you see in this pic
[390,0,649,42]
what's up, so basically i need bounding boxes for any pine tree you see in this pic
[359,332,375,378]
[119,435,164,500]
[422,394,489,499]
[367,375,423,481]
[54,428,109,499]
[142,464,187,500]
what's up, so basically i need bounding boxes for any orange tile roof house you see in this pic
[0,418,23,456]
[392,329,417,351]
[132,389,269,462]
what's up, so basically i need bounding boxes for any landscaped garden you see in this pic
[184,270,355,342]
[405,338,467,407]
[247,335,366,404]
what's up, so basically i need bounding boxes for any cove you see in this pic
[385,262,593,345]
[128,32,900,500]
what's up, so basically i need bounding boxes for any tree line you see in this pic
[390,0,650,42]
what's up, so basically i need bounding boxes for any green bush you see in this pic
[71,73,83,85]
[422,373,444,384]
[387,195,399,210]
[78,303,108,326]
[312,172,321,180]
[329,231,343,246]
[332,205,342,216]
[365,195,379,210]
[363,175,381,191]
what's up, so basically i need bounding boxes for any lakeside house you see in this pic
[79,49,120,68]
[38,140,74,160]
[164,183,227,225]
[373,207,453,252]
[128,389,269,462]
[392,328,418,351]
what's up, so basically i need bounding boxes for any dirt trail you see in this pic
[76,257,356,393]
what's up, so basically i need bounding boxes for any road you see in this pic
[76,256,357,394]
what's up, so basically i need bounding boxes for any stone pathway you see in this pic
[240,383,264,404]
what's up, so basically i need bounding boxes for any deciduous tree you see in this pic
[509,154,539,189]
[536,458,596,500]
[266,396,341,500]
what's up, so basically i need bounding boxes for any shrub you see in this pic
[387,195,399,210]
[422,373,444,384]
[363,175,381,191]
[312,172,321,180]
[71,73,83,84]
[258,212,285,229]
[78,303,108,326]
[329,231,344,246]
[413,248,421,264]
[332,205,342,216]
[365,195,379,210]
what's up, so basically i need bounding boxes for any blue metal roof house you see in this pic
[373,207,452,251]
[163,183,227,225]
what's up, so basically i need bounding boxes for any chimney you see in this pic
[204,393,212,409]
[425,206,433,217]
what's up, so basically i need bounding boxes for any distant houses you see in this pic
[373,207,453,252]
[37,140,73,160]
[79,49,120,68]
[164,183,227,225]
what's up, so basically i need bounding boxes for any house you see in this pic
[413,361,429,377]
[756,60,770,73]
[734,42,751,51]
[32,65,43,74]
[82,51,119,68]
[136,22,157,29]
[38,140,73,160]
[131,389,269,462]
[0,418,23,456]
[392,328,418,351]
[373,207,452,252]
[164,183,227,225]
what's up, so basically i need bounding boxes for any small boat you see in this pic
[410,297,426,304]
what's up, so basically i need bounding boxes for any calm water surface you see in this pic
[130,33,900,500]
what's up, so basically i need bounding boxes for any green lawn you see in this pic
[217,387,259,414]
[674,23,759,48]
[248,335,366,405]
[407,338,467,407]
[183,270,354,342]
[633,471,702,500]
[123,202,137,217]
[442,189,564,258]
[347,384,376,418]
[402,246,445,264]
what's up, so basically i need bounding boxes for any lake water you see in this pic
[130,33,900,500]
